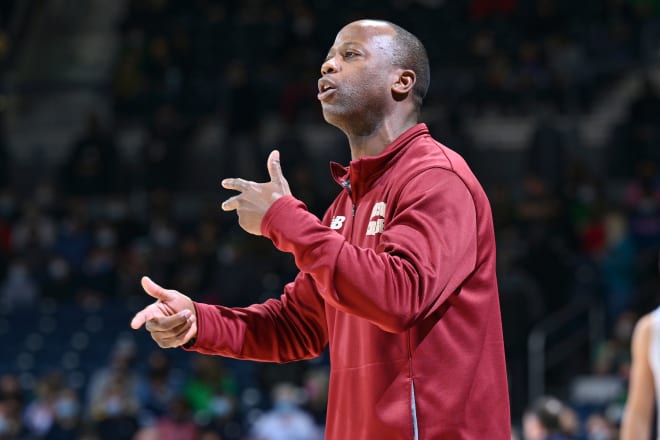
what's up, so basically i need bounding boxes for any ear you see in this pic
[391,69,416,101]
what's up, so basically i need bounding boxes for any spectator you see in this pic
[598,212,636,325]
[0,374,28,439]
[87,337,140,439]
[23,373,61,437]
[0,112,9,189]
[584,413,618,440]
[249,383,322,440]
[592,311,635,376]
[154,397,198,440]
[0,257,40,310]
[183,355,238,422]
[136,351,182,424]
[60,112,122,196]
[522,396,575,440]
[45,387,83,440]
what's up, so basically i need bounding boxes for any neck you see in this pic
[344,115,418,160]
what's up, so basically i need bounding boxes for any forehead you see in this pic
[331,20,396,49]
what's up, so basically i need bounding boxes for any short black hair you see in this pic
[385,22,431,111]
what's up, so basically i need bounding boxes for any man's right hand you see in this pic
[130,276,197,348]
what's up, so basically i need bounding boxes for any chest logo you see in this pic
[366,202,386,236]
[330,215,346,230]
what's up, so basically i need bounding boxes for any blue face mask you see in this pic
[274,401,298,413]
[55,399,80,419]
[0,415,9,434]
[105,398,123,416]
[211,396,232,417]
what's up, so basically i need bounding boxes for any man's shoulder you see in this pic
[404,135,484,192]
[408,134,470,171]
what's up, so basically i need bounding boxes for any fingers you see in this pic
[145,310,196,348]
[130,302,162,329]
[141,276,174,302]
[150,316,196,348]
[180,325,197,347]
[145,310,192,332]
[267,150,283,183]
[221,178,252,192]
[221,194,240,211]
[221,178,256,211]
[130,310,148,330]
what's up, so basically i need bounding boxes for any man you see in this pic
[131,19,510,439]
[620,307,659,439]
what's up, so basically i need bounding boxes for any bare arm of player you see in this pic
[221,150,291,235]
[620,314,655,440]
[130,277,197,348]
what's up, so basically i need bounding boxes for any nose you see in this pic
[321,57,339,75]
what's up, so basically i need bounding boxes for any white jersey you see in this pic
[649,307,660,438]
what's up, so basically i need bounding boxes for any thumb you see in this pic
[267,150,284,184]
[141,276,174,302]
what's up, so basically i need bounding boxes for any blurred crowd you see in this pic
[1,0,660,439]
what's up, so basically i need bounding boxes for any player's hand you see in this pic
[221,150,291,235]
[130,276,197,348]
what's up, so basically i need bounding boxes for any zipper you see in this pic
[411,380,419,440]
[341,178,356,240]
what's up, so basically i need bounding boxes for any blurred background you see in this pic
[0,0,659,439]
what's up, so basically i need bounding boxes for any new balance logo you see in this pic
[330,215,346,230]
[366,202,386,236]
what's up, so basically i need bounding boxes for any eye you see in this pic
[344,50,357,59]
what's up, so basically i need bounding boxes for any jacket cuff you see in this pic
[261,195,306,245]
[181,302,215,351]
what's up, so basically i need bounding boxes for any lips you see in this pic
[317,77,337,101]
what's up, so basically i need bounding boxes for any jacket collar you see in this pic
[330,123,429,200]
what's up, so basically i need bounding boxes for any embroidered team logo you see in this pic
[330,215,346,230]
[366,202,386,236]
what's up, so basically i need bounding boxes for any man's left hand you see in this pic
[221,150,292,235]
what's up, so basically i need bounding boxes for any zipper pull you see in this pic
[352,205,356,217]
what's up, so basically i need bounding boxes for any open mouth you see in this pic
[318,78,337,101]
[317,85,336,101]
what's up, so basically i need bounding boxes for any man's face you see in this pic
[318,20,398,130]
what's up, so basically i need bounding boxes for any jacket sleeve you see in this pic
[261,168,478,333]
[185,271,328,363]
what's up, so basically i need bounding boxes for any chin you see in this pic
[321,106,344,128]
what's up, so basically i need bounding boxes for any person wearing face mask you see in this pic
[131,19,510,439]
[45,389,82,440]
[249,383,322,440]
[0,259,39,310]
